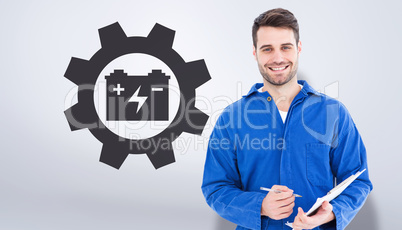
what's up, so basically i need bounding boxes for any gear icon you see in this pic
[64,22,211,169]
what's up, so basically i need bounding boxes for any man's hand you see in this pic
[261,185,295,220]
[292,201,335,230]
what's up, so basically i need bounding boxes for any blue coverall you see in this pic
[201,80,373,230]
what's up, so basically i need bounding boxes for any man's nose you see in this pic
[271,50,285,64]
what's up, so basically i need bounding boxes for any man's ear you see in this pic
[298,41,302,54]
[253,45,257,60]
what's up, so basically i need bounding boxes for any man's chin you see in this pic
[271,81,287,86]
[265,76,289,86]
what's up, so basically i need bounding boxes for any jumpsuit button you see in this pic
[267,97,272,102]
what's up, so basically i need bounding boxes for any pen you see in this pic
[260,187,302,197]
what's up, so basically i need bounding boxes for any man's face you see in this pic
[253,26,302,86]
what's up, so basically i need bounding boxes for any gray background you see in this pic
[1,0,400,229]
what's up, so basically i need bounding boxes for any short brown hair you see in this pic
[252,8,299,48]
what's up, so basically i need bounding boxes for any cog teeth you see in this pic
[183,107,209,135]
[183,60,211,88]
[64,102,98,131]
[98,22,127,48]
[147,23,175,48]
[64,22,211,169]
[100,143,129,169]
[64,57,91,85]
[146,147,175,169]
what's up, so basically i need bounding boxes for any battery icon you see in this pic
[106,69,170,121]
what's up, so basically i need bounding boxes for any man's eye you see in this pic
[263,48,272,52]
[282,46,291,50]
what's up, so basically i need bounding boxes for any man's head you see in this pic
[252,8,299,48]
[252,8,301,86]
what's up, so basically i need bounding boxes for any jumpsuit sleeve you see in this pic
[329,105,373,230]
[201,112,266,230]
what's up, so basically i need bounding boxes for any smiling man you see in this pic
[202,8,372,230]
[255,27,298,86]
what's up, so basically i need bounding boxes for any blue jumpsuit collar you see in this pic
[243,80,319,98]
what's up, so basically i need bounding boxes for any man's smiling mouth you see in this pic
[268,65,289,71]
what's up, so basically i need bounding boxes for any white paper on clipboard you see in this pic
[285,169,366,229]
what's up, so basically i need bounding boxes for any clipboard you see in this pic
[285,169,366,228]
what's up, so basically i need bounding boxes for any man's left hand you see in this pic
[292,201,335,230]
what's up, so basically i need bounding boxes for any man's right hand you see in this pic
[261,185,295,220]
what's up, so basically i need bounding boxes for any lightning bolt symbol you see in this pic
[128,86,148,113]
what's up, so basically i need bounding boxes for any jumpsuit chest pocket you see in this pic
[306,143,333,187]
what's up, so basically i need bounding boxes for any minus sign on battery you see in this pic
[151,87,164,91]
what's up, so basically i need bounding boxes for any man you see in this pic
[201,8,372,230]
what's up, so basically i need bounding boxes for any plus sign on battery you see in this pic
[112,83,125,95]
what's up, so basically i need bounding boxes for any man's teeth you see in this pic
[271,66,287,71]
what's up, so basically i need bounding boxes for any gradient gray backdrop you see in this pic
[1,0,400,229]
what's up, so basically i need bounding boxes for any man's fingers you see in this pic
[262,185,298,220]
[293,210,305,230]
[297,207,302,218]
[279,196,295,207]
[268,185,298,200]
[271,192,295,204]
[321,201,329,210]
[292,208,308,230]
[269,190,294,201]
[273,210,293,220]
[277,190,294,200]
[269,195,295,209]
[321,201,333,212]
[298,207,308,223]
[278,211,293,219]
[277,200,295,213]
[271,185,290,192]
[298,207,304,214]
